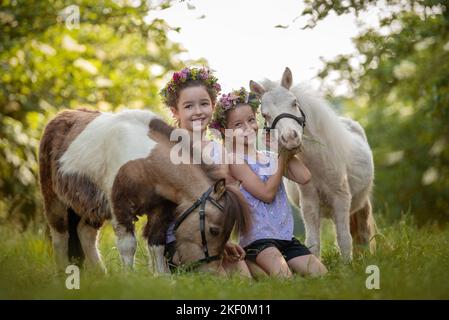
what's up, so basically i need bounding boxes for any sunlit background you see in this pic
[147,0,366,95]
[1,0,448,230]
[1,0,449,300]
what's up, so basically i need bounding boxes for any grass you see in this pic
[0,214,448,299]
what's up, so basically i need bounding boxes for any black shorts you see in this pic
[244,238,311,262]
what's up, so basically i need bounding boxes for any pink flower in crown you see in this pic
[173,72,181,82]
[180,68,189,80]
[209,120,221,130]
[219,94,230,109]
[199,69,209,80]
[213,83,221,92]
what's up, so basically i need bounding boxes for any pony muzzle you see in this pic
[280,129,302,151]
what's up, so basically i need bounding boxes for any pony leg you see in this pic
[77,218,105,272]
[148,245,169,274]
[111,218,137,270]
[144,206,173,274]
[49,226,70,270]
[299,183,321,258]
[43,196,71,270]
[331,188,353,262]
[145,218,170,274]
[350,199,377,254]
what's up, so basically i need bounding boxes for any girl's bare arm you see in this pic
[284,155,311,184]
[229,154,286,203]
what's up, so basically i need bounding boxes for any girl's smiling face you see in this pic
[170,85,213,132]
[224,104,258,146]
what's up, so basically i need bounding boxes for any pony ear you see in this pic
[249,80,265,98]
[213,178,226,200]
[281,67,293,89]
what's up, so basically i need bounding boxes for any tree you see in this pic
[301,0,449,224]
[0,0,202,227]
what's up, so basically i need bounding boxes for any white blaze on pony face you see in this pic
[251,68,304,151]
[59,109,159,195]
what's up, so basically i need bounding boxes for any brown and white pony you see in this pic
[39,108,251,273]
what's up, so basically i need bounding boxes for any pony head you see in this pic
[174,179,252,273]
[250,67,304,152]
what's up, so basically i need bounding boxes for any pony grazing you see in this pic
[39,108,251,273]
[250,68,376,261]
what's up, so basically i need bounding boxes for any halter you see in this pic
[263,107,306,132]
[173,180,225,267]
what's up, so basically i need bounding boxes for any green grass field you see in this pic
[1,214,448,299]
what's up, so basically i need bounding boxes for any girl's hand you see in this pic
[223,242,245,262]
[278,149,290,172]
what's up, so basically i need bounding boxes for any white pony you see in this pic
[250,68,376,261]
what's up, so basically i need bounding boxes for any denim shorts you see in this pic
[244,238,311,262]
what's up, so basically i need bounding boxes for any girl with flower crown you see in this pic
[160,67,253,277]
[210,87,328,278]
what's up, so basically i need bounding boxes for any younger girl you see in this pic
[210,87,328,278]
[159,67,251,277]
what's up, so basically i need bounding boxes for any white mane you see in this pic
[261,79,352,170]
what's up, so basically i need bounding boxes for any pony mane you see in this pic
[261,79,352,169]
[260,78,279,91]
[291,84,352,168]
[221,184,252,238]
[148,117,175,140]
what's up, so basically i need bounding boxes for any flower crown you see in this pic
[209,87,260,131]
[160,67,221,106]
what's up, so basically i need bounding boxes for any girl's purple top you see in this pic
[166,140,223,244]
[239,151,294,248]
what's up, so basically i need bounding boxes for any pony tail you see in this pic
[222,184,252,238]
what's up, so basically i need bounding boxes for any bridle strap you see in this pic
[264,108,306,132]
[207,196,224,211]
[199,197,208,258]
[173,198,202,231]
[173,183,225,267]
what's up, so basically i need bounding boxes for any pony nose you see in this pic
[281,134,288,145]
[290,130,298,139]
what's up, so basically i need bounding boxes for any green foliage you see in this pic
[302,0,449,224]
[0,0,201,226]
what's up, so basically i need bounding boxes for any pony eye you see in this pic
[209,227,220,236]
[292,100,298,108]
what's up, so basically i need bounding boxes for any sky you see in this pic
[147,0,377,95]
